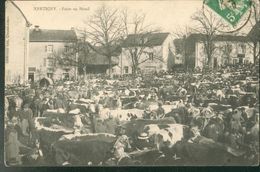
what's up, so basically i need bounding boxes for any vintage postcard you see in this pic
[4,0,259,166]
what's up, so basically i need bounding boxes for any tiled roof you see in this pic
[30,29,77,42]
[186,33,251,42]
[123,32,170,47]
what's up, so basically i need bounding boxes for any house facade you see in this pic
[184,34,254,69]
[114,32,174,75]
[5,1,31,85]
[28,26,77,81]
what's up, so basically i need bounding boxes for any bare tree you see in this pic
[219,42,233,65]
[84,5,124,76]
[53,31,90,79]
[173,25,192,39]
[121,10,161,76]
[172,25,192,70]
[191,9,227,68]
[247,0,260,64]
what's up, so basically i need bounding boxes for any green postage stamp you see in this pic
[205,0,252,26]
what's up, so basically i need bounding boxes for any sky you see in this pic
[14,0,254,36]
[14,0,203,33]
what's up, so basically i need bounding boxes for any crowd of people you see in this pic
[4,63,259,166]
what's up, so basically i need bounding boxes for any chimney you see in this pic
[34,25,40,31]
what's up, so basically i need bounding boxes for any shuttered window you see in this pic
[45,45,53,53]
[43,58,46,66]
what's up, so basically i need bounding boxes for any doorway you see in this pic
[28,73,34,82]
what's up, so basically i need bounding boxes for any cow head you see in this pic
[154,130,173,150]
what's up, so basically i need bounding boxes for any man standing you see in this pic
[156,101,165,119]
[20,104,33,137]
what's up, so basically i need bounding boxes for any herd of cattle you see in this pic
[4,65,259,166]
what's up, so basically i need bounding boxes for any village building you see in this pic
[114,32,175,75]
[247,21,260,65]
[77,45,121,75]
[28,26,78,81]
[5,1,31,85]
[182,33,254,69]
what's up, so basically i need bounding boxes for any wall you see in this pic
[195,41,254,68]
[117,37,174,74]
[5,1,29,85]
[118,46,165,74]
[28,41,76,81]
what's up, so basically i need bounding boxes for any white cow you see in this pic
[99,108,144,121]
[46,108,66,113]
[154,124,187,150]
[143,124,187,150]
[69,108,81,115]
[148,104,176,114]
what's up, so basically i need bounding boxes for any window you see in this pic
[233,58,239,64]
[64,45,69,52]
[124,66,129,74]
[28,73,34,82]
[238,44,246,54]
[175,55,180,60]
[63,73,69,80]
[47,58,54,67]
[47,73,53,79]
[43,58,46,66]
[46,45,53,53]
[225,44,232,53]
[148,52,154,61]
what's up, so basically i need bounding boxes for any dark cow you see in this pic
[171,139,248,165]
[202,117,225,142]
[51,133,116,165]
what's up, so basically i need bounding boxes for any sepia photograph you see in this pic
[4,0,259,166]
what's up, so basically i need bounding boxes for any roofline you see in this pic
[186,33,252,42]
[127,32,170,37]
[29,29,77,42]
[122,44,164,48]
[9,1,31,27]
[194,40,253,44]
[29,29,76,32]
[123,33,170,48]
[29,40,77,43]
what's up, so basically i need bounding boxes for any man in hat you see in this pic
[20,104,33,137]
[133,132,152,151]
[143,107,151,119]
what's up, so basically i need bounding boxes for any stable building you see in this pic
[77,45,121,74]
